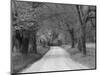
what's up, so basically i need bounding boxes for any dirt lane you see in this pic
[20,46,88,73]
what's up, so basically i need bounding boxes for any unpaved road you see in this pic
[20,46,88,73]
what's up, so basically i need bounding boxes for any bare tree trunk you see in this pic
[77,39,82,52]
[69,29,75,48]
[32,31,37,53]
[81,28,86,55]
[71,36,75,48]
[76,5,87,55]
[21,30,30,54]
[21,38,29,54]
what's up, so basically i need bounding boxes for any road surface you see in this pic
[20,46,88,73]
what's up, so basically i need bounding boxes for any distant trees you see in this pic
[52,7,77,48]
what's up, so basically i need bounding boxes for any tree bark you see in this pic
[81,28,86,55]
[76,5,87,55]
[69,29,75,48]
[32,31,37,53]
[20,30,30,54]
[21,38,29,54]
[71,36,75,48]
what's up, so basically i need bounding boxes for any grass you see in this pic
[11,45,50,73]
[63,43,96,69]
[11,52,42,73]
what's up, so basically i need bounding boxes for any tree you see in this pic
[76,5,96,55]
[66,24,75,48]
[11,0,18,23]
[76,5,89,55]
[86,6,96,42]
[11,0,44,54]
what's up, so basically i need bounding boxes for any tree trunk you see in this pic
[77,39,82,52]
[76,5,87,55]
[69,29,75,48]
[32,32,37,53]
[21,38,29,54]
[71,37,75,48]
[81,27,86,55]
[20,30,30,54]
[77,26,86,55]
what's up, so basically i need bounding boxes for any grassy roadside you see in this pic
[11,46,49,74]
[63,43,96,69]
[11,53,42,73]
